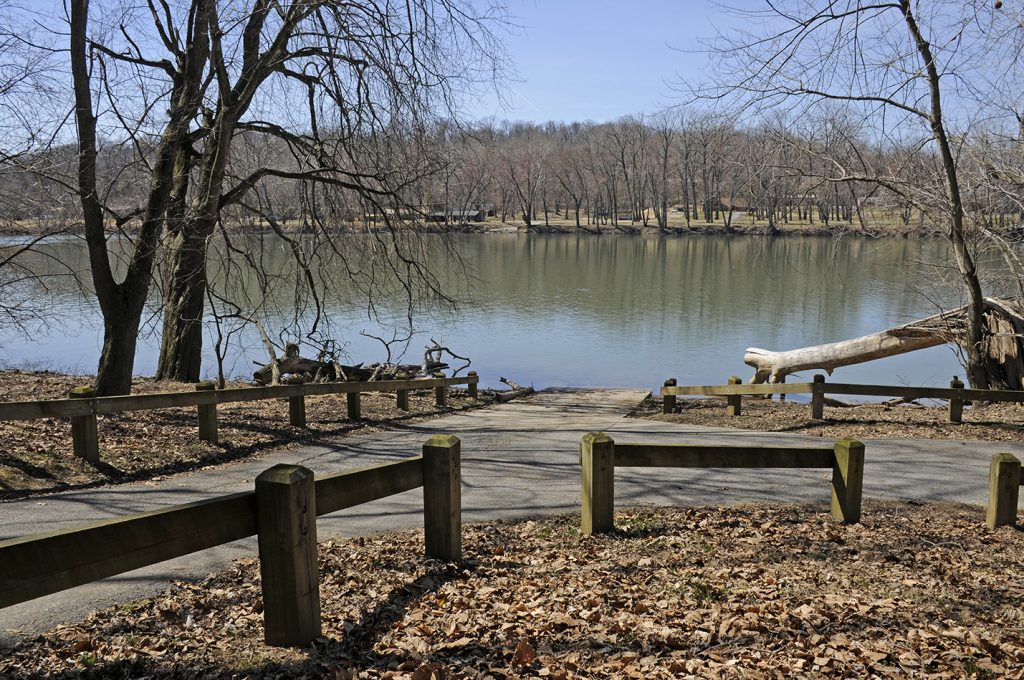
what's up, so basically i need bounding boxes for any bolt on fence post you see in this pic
[256,464,321,647]
[987,453,1021,529]
[726,376,742,417]
[581,432,615,535]
[662,378,677,414]
[948,376,964,424]
[196,381,218,443]
[68,386,99,463]
[422,435,461,561]
[811,374,826,420]
[467,371,478,399]
[831,439,864,524]
[347,390,361,420]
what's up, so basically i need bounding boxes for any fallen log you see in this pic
[744,298,1024,389]
[496,376,535,403]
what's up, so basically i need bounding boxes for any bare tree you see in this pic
[704,0,1017,388]
[20,0,509,394]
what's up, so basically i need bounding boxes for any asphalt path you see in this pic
[1,388,1020,647]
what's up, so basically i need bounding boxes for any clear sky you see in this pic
[466,0,753,124]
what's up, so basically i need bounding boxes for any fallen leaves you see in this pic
[0,370,492,498]
[1,499,1022,678]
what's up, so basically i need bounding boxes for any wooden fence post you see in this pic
[288,394,306,428]
[811,374,826,420]
[422,434,461,561]
[726,376,742,417]
[663,378,677,414]
[831,439,864,524]
[948,376,964,424]
[256,464,321,647]
[435,379,447,408]
[467,371,478,399]
[196,381,218,443]
[68,387,99,463]
[581,432,615,535]
[396,387,409,411]
[987,453,1021,529]
[347,391,361,420]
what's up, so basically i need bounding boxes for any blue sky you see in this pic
[466,0,753,124]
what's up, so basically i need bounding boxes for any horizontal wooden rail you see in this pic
[581,433,864,535]
[316,457,424,516]
[0,492,257,609]
[662,383,814,397]
[0,434,462,645]
[614,444,835,469]
[662,379,1024,403]
[821,382,1024,403]
[661,375,1024,423]
[0,375,476,422]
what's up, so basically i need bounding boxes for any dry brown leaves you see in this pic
[2,500,1022,679]
[633,395,1024,443]
[0,370,493,499]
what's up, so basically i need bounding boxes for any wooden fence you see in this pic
[0,434,462,647]
[0,372,478,463]
[661,374,1024,423]
[988,453,1024,530]
[580,432,864,535]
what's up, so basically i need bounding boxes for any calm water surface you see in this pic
[5,234,995,392]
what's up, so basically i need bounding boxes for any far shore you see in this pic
[0,216,960,240]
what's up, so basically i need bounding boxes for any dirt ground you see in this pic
[1,500,1020,679]
[0,370,496,500]
[631,395,1024,443]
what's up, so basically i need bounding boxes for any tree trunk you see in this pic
[95,293,147,396]
[744,299,1024,388]
[156,231,209,382]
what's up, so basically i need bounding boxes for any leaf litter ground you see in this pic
[0,370,493,499]
[2,500,1022,678]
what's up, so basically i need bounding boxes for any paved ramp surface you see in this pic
[1,388,1020,645]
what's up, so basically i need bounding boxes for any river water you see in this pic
[6,233,1007,393]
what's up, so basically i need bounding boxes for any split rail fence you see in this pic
[661,375,1024,423]
[0,372,478,463]
[580,433,865,535]
[0,434,462,647]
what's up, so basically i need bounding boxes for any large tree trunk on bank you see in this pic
[745,299,1024,390]
[156,232,208,382]
[95,296,147,396]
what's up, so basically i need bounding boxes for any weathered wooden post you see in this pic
[581,432,615,535]
[948,376,964,424]
[434,375,447,408]
[68,386,99,463]
[255,464,321,646]
[396,386,410,411]
[662,378,677,414]
[726,376,742,417]
[986,453,1021,529]
[467,371,478,399]
[422,434,461,561]
[288,392,306,428]
[195,381,218,443]
[831,439,864,524]
[811,374,826,420]
[347,389,361,421]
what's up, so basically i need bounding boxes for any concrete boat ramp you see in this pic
[1,387,1020,645]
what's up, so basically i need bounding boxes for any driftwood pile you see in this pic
[252,342,461,386]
